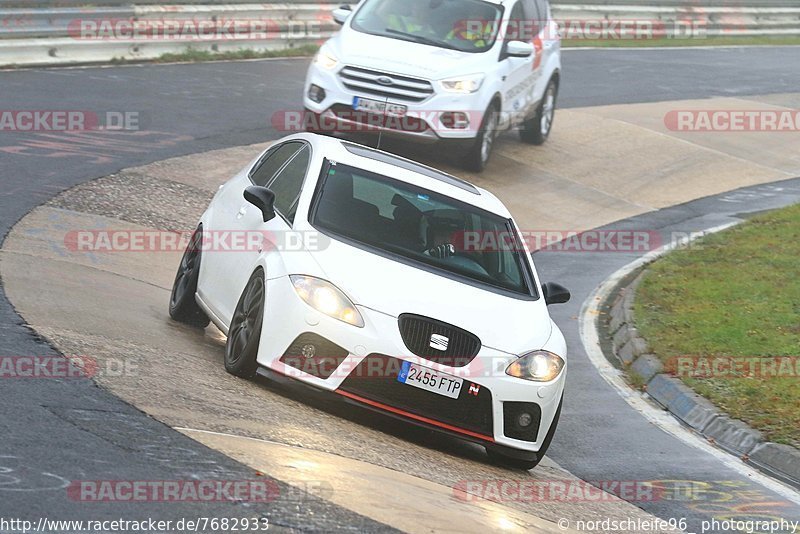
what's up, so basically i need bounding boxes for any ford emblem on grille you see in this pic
[429,334,449,351]
[376,76,394,86]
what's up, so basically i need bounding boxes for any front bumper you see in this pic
[303,62,486,143]
[256,275,566,454]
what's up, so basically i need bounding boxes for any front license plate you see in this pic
[397,361,463,399]
[353,96,407,117]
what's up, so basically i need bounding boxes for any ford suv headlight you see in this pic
[290,275,364,327]
[313,49,339,70]
[440,74,485,94]
[506,350,565,382]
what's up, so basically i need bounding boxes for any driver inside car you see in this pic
[424,217,463,259]
[364,0,431,35]
[445,5,496,48]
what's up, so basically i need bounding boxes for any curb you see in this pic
[603,268,800,489]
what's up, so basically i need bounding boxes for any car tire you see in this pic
[464,103,500,173]
[169,227,210,328]
[224,269,266,379]
[486,393,563,470]
[520,77,558,145]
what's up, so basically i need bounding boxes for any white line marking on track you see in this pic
[578,222,800,505]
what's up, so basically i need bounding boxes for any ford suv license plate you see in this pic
[353,96,407,117]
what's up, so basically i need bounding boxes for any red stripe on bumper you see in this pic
[335,389,495,443]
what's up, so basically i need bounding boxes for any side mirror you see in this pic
[505,40,534,58]
[332,7,351,25]
[244,186,277,222]
[542,282,570,306]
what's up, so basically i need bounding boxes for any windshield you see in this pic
[351,0,503,53]
[311,163,532,296]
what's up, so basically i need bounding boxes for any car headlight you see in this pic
[440,74,485,94]
[290,275,364,327]
[313,49,339,70]
[505,350,565,382]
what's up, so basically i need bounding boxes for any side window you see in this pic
[537,0,550,23]
[521,0,542,38]
[353,174,395,218]
[250,142,302,187]
[267,145,311,224]
[506,1,525,42]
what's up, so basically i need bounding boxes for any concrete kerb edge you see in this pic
[596,225,800,489]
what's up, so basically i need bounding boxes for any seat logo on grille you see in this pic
[429,334,449,351]
[376,76,394,86]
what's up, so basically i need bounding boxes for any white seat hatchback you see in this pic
[169,133,570,469]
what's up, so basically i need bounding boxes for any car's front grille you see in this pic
[398,314,481,367]
[339,354,493,438]
[338,66,434,103]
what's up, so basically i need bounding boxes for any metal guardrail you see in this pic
[0,2,353,66]
[0,7,136,40]
[1,2,798,67]
[0,3,351,40]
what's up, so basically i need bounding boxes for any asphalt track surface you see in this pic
[1,47,800,531]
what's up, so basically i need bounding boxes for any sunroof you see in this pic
[340,141,481,195]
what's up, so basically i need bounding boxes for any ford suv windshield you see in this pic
[351,0,503,53]
[311,163,533,296]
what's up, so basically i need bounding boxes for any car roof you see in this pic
[290,133,512,218]
[339,141,480,195]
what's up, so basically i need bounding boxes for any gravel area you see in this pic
[49,171,212,231]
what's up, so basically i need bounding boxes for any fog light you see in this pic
[503,401,541,442]
[440,112,470,129]
[308,84,326,104]
[517,412,533,428]
[301,344,316,359]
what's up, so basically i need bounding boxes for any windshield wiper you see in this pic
[384,28,461,51]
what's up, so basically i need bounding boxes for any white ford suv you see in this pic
[303,0,562,172]
[169,133,570,469]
